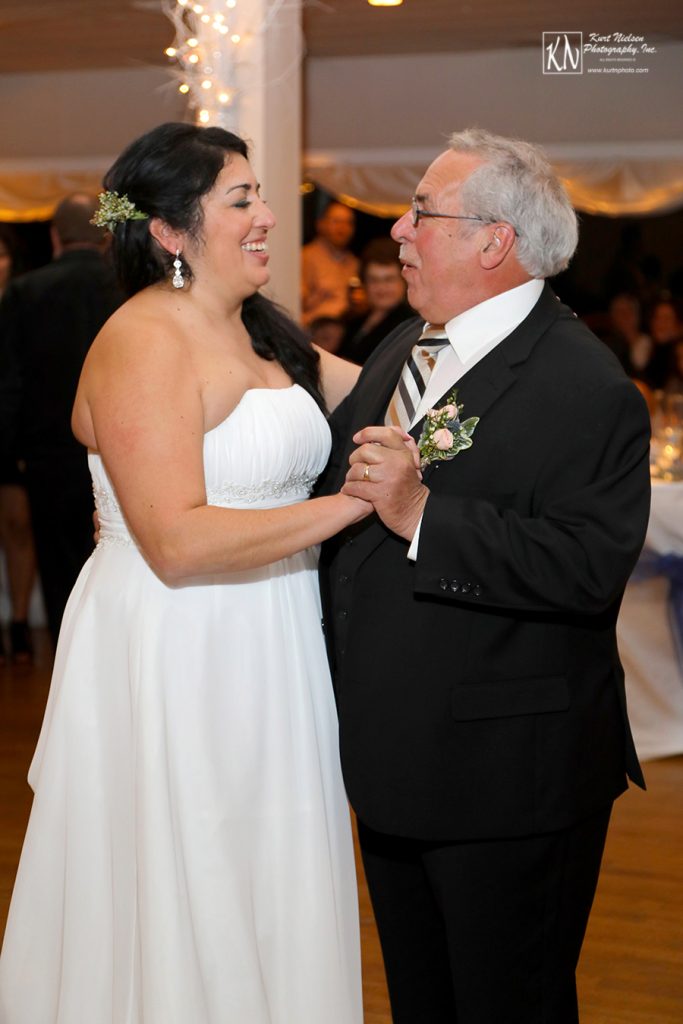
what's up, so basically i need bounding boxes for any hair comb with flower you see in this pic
[91,191,149,232]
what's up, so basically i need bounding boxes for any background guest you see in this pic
[0,224,36,664]
[338,239,413,365]
[0,194,124,648]
[308,315,346,354]
[666,339,683,394]
[301,201,360,327]
[603,292,652,379]
[644,298,683,390]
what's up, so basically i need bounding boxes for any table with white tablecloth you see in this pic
[618,481,683,761]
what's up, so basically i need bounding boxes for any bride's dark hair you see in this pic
[103,122,324,409]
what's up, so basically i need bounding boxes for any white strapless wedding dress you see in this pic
[0,385,362,1024]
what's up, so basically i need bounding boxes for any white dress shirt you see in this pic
[407,278,545,558]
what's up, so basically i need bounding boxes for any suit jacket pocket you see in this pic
[451,675,569,721]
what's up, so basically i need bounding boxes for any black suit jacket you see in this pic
[319,284,651,841]
[0,247,123,465]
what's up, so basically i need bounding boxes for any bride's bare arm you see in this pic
[76,323,368,583]
[313,346,361,412]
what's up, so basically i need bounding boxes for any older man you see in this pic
[319,129,650,1023]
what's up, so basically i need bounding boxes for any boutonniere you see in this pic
[417,389,479,470]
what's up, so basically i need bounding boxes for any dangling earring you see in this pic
[172,249,184,289]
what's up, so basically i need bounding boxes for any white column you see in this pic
[238,0,302,318]
[166,0,302,317]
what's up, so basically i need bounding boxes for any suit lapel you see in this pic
[341,285,562,562]
[330,320,422,561]
[358,322,421,429]
[333,319,422,489]
[417,284,562,480]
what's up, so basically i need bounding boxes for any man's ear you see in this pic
[149,217,184,257]
[480,223,516,270]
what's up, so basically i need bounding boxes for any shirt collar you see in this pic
[428,279,544,365]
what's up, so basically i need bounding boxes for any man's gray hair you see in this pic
[448,128,578,279]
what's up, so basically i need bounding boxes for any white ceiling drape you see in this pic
[303,142,683,220]
[3,143,683,223]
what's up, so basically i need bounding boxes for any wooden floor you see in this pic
[1,629,682,1022]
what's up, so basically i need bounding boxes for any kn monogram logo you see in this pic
[542,32,583,74]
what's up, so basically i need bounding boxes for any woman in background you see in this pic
[644,298,683,390]
[338,238,414,365]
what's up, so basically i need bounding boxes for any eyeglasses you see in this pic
[411,197,487,229]
[410,197,519,236]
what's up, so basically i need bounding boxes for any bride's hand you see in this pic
[337,492,374,524]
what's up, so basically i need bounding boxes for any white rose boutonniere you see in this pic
[417,390,479,470]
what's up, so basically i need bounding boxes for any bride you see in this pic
[0,122,371,1023]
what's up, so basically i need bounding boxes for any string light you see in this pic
[165,0,288,128]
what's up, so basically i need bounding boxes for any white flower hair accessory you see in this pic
[90,191,149,232]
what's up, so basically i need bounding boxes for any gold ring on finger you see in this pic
[363,464,371,482]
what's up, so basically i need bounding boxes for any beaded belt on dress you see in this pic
[94,475,318,549]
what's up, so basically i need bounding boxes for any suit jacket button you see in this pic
[461,582,472,594]
[338,609,348,620]
[473,584,482,596]
[439,578,449,591]
[450,580,460,593]
[338,575,349,585]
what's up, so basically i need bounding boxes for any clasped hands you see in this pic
[341,426,429,541]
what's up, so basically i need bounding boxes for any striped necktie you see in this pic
[385,327,450,432]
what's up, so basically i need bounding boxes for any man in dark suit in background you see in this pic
[319,129,650,1023]
[0,194,123,646]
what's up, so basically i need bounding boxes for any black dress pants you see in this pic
[358,804,612,1024]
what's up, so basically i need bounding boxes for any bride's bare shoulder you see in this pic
[86,289,188,371]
